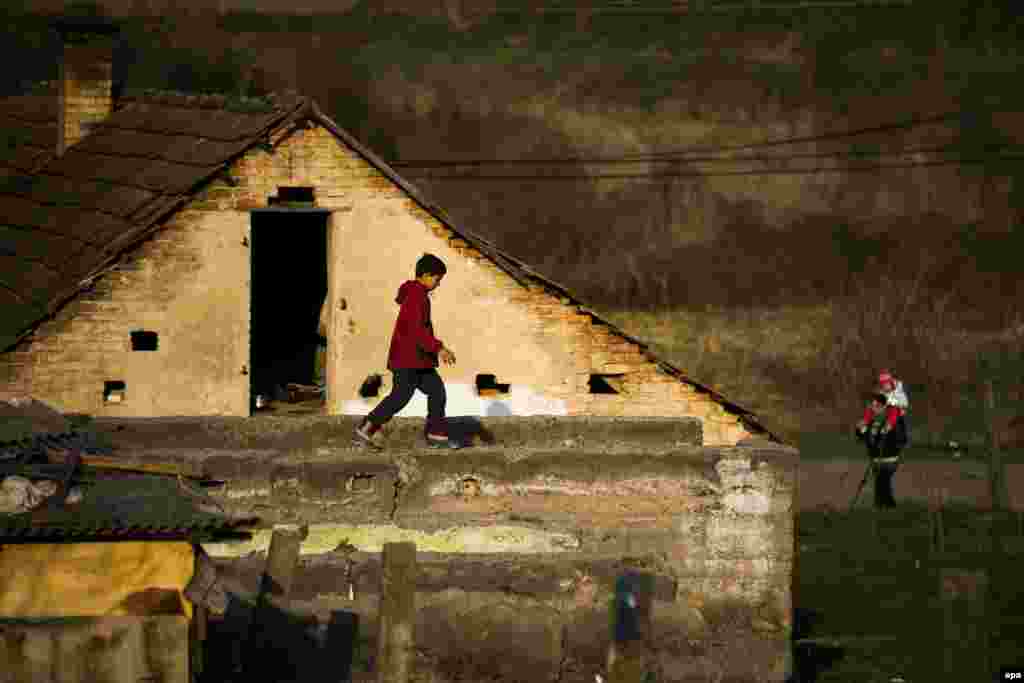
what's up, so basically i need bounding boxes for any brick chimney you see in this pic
[54,17,118,155]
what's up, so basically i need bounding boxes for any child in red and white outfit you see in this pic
[858,370,909,437]
[855,370,910,507]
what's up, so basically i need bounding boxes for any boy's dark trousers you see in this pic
[366,368,448,437]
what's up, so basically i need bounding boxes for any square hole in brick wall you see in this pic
[359,374,383,398]
[103,380,126,404]
[347,474,377,494]
[475,374,510,397]
[269,186,315,205]
[130,330,158,351]
[589,374,624,394]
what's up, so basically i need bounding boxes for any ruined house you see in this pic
[0,18,775,447]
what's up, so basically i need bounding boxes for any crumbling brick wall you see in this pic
[0,209,250,415]
[0,120,754,444]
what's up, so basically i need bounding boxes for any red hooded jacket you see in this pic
[862,404,902,430]
[386,280,443,370]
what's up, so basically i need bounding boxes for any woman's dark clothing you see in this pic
[873,460,900,508]
[866,416,907,508]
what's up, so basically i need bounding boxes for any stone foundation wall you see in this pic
[177,423,796,682]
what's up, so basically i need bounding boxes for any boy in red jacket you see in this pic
[353,254,460,450]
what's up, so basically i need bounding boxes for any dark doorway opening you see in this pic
[130,330,159,351]
[250,209,329,415]
[589,373,624,394]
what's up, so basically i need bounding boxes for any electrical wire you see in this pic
[399,153,1024,180]
[493,0,918,12]
[393,142,1009,169]
[390,111,973,167]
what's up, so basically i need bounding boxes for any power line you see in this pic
[390,111,968,168]
[393,142,1010,170]
[495,0,917,13]
[400,154,1024,180]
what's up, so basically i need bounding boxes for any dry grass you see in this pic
[600,287,1024,446]
[599,304,829,438]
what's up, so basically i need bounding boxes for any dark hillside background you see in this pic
[4,0,1023,442]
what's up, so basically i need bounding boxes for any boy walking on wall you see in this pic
[353,254,461,450]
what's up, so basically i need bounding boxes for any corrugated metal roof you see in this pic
[0,469,256,544]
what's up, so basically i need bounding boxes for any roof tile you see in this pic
[0,96,59,124]
[106,102,281,140]
[74,128,250,166]
[53,150,215,194]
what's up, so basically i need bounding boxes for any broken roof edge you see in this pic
[308,104,779,444]
[0,194,193,355]
[115,89,299,115]
[0,96,313,355]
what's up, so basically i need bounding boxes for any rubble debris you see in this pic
[0,397,73,439]
[0,397,111,465]
[184,545,229,616]
[286,383,325,403]
[0,476,58,514]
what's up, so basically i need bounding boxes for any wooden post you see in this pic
[929,488,946,556]
[939,568,990,680]
[190,605,208,679]
[377,542,417,683]
[260,524,307,609]
[607,571,653,683]
[985,380,1009,511]
[239,524,308,676]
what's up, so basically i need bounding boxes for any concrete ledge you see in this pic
[95,443,796,533]
[90,415,705,451]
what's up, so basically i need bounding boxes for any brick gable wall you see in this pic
[0,122,752,445]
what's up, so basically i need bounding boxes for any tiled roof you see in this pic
[0,91,774,440]
[0,95,59,175]
[0,468,257,544]
[0,91,310,353]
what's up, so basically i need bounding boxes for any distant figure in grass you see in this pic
[856,392,908,508]
[353,253,461,450]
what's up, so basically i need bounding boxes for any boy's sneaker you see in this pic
[353,422,382,451]
[426,434,464,450]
